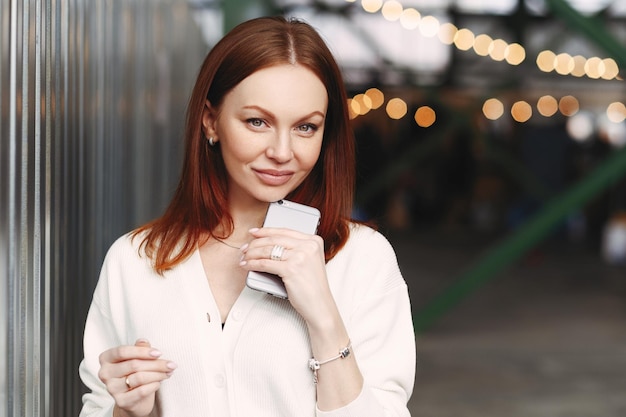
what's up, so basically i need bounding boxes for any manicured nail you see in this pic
[149,349,162,357]
[239,260,247,266]
[136,338,149,344]
[240,243,248,251]
[248,227,259,233]
[167,361,178,370]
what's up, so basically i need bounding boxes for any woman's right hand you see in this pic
[97,339,177,417]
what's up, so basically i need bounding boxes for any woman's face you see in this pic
[203,64,327,207]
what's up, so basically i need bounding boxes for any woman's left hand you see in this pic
[239,227,333,324]
[241,227,364,409]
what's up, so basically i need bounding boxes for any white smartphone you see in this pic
[245,199,321,299]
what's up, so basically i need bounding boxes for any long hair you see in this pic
[135,16,355,274]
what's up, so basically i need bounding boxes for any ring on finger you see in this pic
[125,376,132,391]
[270,245,284,261]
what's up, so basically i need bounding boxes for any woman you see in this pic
[79,16,415,417]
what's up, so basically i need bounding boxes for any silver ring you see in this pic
[125,376,132,390]
[270,245,284,261]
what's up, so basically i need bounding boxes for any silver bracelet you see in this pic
[308,340,352,383]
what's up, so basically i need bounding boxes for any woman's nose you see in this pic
[266,131,294,163]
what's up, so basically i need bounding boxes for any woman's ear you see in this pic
[201,100,217,139]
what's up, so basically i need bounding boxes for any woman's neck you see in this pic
[213,200,267,242]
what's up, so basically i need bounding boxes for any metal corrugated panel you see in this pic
[0,1,207,415]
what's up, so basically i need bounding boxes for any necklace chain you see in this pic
[214,237,242,250]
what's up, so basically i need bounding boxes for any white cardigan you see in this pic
[79,223,415,417]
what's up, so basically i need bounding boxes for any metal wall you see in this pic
[0,0,207,415]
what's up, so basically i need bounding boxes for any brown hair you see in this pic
[135,16,355,273]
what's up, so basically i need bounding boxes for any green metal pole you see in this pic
[414,144,626,333]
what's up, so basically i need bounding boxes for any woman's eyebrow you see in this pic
[242,105,325,121]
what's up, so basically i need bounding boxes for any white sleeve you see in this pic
[79,245,125,417]
[318,230,416,417]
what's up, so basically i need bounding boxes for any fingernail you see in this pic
[240,243,248,251]
[167,361,178,370]
[150,349,162,357]
[166,371,174,377]
[248,227,259,233]
[136,338,149,344]
[239,260,247,266]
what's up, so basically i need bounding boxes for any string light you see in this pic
[537,95,559,117]
[353,93,373,115]
[345,0,624,135]
[399,7,420,29]
[386,98,408,119]
[419,15,439,37]
[555,53,574,75]
[571,55,587,77]
[559,95,579,116]
[365,88,385,109]
[483,98,504,120]
[585,57,603,79]
[348,0,621,80]
[607,102,626,123]
[488,39,508,62]
[505,43,525,65]
[453,28,474,51]
[437,22,457,45]
[381,0,403,21]
[567,111,594,142]
[362,0,383,13]
[511,101,533,123]
[473,34,492,56]
[415,106,436,127]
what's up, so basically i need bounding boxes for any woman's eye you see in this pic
[297,123,318,134]
[247,118,265,128]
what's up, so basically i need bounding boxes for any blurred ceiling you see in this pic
[189,0,626,135]
[189,0,625,88]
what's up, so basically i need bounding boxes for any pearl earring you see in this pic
[208,136,216,146]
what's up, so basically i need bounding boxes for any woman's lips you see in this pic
[253,169,294,186]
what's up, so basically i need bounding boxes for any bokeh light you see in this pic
[454,28,475,51]
[566,111,594,142]
[585,57,603,79]
[599,115,626,147]
[414,106,436,127]
[473,34,492,56]
[559,95,580,116]
[386,97,408,119]
[505,43,525,65]
[511,100,532,122]
[438,22,457,45]
[555,53,574,75]
[361,0,383,13]
[571,55,587,77]
[601,58,619,80]
[482,98,504,120]
[537,50,556,72]
[399,8,420,29]
[488,39,508,61]
[348,99,359,119]
[352,93,373,116]
[381,0,403,21]
[419,15,440,37]
[607,102,626,123]
[537,95,559,117]
[365,88,385,109]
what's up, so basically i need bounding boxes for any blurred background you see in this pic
[2,0,626,416]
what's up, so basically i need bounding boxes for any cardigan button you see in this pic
[214,373,225,388]
[231,309,242,321]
